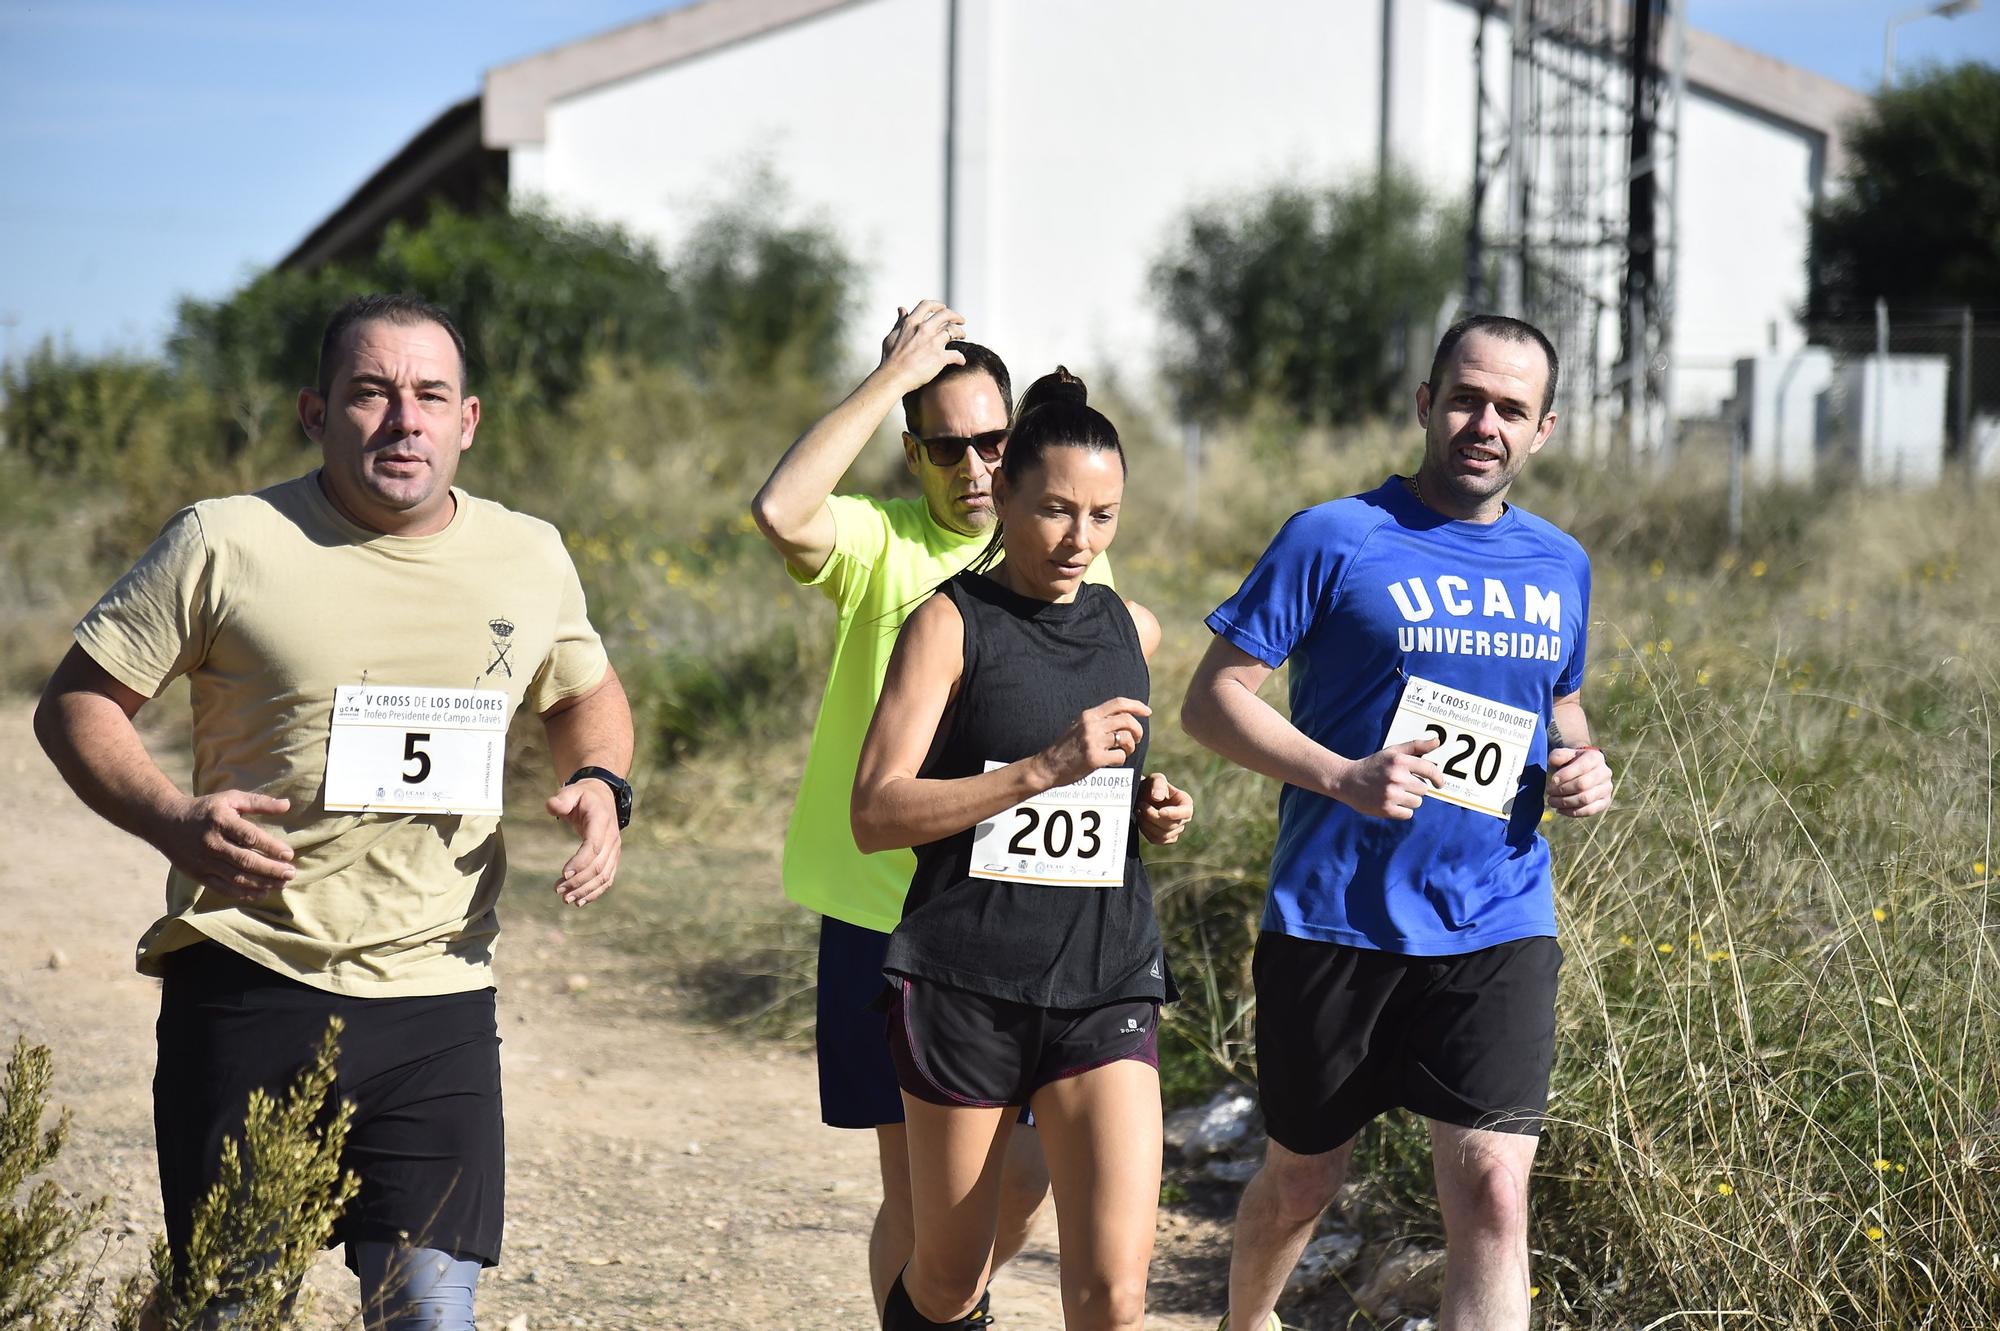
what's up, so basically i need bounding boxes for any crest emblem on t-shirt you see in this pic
[485,617,515,678]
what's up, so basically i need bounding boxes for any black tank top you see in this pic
[881,571,1174,1009]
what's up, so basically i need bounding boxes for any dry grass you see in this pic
[6,361,1996,1324]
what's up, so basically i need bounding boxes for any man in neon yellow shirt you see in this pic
[753,301,1110,1321]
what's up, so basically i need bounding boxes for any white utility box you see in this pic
[1836,354,1949,489]
[1733,348,1835,484]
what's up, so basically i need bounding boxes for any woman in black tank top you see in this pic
[854,370,1194,1331]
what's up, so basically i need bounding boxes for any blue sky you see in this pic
[2,0,1995,365]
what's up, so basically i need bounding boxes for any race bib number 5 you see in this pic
[1381,675,1539,821]
[969,763,1133,887]
[324,685,509,816]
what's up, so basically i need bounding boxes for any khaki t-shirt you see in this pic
[75,471,610,997]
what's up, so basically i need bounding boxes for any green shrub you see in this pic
[0,344,175,479]
[167,183,854,421]
[142,1020,358,1331]
[1151,170,1463,424]
[0,1036,107,1331]
[0,1023,356,1331]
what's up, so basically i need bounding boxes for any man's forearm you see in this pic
[1549,697,1594,750]
[34,688,185,847]
[1183,677,1346,797]
[751,368,903,537]
[543,668,635,777]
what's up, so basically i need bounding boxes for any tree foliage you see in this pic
[1809,61,2000,321]
[0,346,174,477]
[169,190,855,415]
[5,187,857,482]
[1151,170,1463,424]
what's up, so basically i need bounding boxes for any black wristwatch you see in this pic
[565,767,633,829]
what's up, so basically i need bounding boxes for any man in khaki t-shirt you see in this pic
[35,294,634,1330]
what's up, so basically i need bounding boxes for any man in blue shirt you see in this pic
[1182,315,1614,1331]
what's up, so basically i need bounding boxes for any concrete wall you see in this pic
[959,0,1381,387]
[496,0,1856,425]
[527,0,948,341]
[1674,92,1822,415]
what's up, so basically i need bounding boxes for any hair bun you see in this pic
[1046,366,1087,403]
[1016,366,1088,422]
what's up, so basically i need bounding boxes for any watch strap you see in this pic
[565,766,633,829]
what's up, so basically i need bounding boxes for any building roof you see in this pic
[1681,25,1870,179]
[484,0,858,149]
[287,0,1875,275]
[277,95,504,272]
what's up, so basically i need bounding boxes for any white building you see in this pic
[285,0,1867,422]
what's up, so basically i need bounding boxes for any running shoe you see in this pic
[961,1288,995,1327]
[1214,1313,1282,1331]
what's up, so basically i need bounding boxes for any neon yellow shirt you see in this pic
[784,493,1111,933]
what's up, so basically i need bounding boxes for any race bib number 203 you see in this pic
[969,763,1133,887]
[324,685,509,816]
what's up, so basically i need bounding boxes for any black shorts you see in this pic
[815,916,910,1128]
[886,976,1159,1109]
[155,940,505,1268]
[1252,932,1562,1155]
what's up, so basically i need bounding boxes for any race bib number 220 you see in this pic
[324,685,508,816]
[1381,675,1539,821]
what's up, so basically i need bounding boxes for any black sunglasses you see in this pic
[915,429,1008,468]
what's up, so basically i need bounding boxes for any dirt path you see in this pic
[2,703,1225,1330]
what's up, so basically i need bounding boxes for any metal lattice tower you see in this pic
[1465,0,1685,459]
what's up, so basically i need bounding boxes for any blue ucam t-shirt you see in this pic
[1206,476,1591,955]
